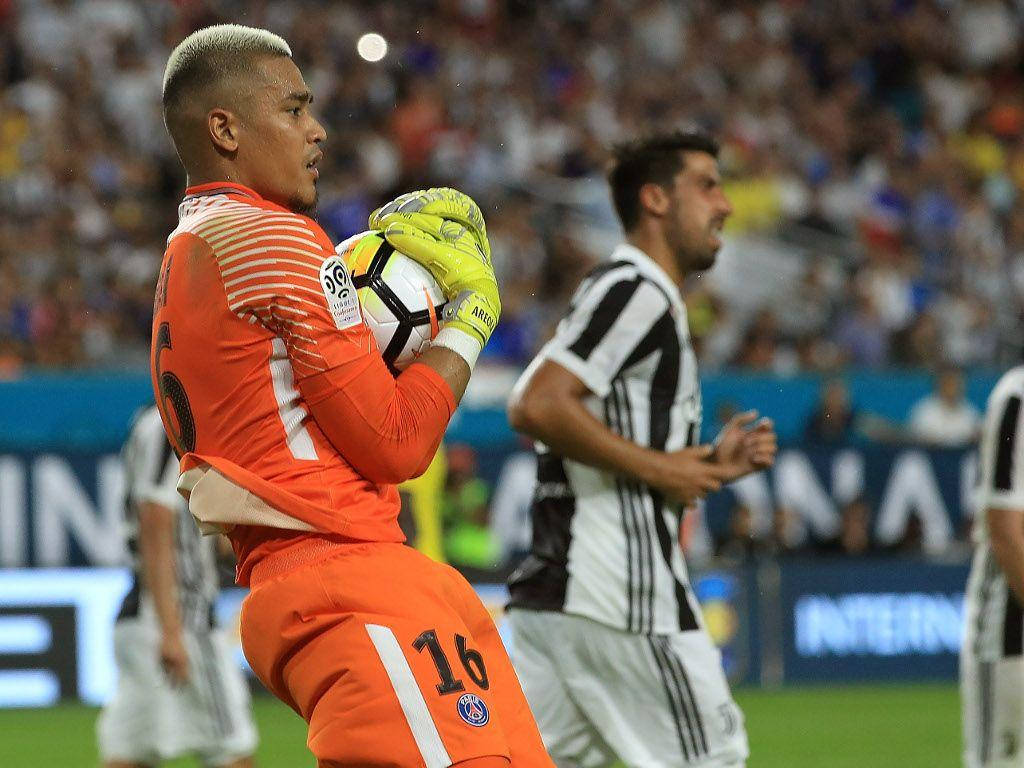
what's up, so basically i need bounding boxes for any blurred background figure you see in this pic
[441,443,501,572]
[96,405,257,768]
[906,366,982,447]
[488,436,537,569]
[398,447,447,563]
[819,496,876,557]
[715,503,767,562]
[803,378,858,445]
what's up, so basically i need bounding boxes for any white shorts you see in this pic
[96,617,258,767]
[962,547,1024,767]
[509,608,747,768]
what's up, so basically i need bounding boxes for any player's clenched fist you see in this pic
[644,444,735,506]
[370,188,500,349]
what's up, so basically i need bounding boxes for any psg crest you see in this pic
[456,693,489,727]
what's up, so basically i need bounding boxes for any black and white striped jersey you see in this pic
[117,405,219,632]
[508,243,704,635]
[965,366,1024,661]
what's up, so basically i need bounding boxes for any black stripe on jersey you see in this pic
[565,261,634,315]
[115,574,142,621]
[614,306,672,377]
[649,499,698,631]
[1003,587,1024,657]
[641,313,700,633]
[614,380,656,634]
[506,455,578,612]
[567,278,642,361]
[607,392,641,632]
[686,422,698,447]
[614,482,641,631]
[994,396,1021,491]
[661,638,710,756]
[153,432,175,486]
[647,316,680,452]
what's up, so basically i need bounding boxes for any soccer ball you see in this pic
[335,230,447,372]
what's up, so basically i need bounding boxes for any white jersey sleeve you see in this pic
[978,367,1024,514]
[542,263,671,398]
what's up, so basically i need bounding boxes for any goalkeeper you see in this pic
[156,25,551,768]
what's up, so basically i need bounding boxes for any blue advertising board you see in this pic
[0,560,971,706]
[0,370,1003,450]
[777,558,967,683]
[0,443,978,567]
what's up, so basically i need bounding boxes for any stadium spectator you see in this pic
[716,503,768,562]
[907,366,982,447]
[803,377,858,445]
[818,496,876,557]
[5,1,1024,372]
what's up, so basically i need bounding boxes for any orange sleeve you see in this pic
[302,363,456,484]
[211,210,456,483]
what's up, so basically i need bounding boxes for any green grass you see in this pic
[0,683,960,767]
[739,683,960,767]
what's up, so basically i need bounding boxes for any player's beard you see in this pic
[290,189,319,217]
[669,219,717,273]
[689,242,718,272]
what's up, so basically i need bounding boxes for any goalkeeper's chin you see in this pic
[290,189,319,217]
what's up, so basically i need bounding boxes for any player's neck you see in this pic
[625,231,685,289]
[184,163,249,193]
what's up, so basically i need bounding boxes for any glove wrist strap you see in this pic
[434,327,482,370]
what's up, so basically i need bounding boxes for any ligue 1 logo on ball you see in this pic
[456,693,489,727]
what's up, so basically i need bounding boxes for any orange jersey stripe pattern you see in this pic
[152,183,404,582]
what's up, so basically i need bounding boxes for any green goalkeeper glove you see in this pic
[369,190,500,350]
[369,187,490,260]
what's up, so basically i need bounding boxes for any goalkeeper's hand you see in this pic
[369,189,500,349]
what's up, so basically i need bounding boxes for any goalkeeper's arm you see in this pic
[296,189,500,483]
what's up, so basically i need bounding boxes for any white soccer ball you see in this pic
[335,230,447,372]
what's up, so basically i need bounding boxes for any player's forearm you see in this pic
[137,503,184,636]
[988,508,1024,604]
[416,345,471,404]
[509,392,661,485]
[305,360,456,484]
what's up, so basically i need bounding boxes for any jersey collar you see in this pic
[182,181,262,202]
[610,242,686,311]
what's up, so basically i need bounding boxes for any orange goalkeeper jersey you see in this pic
[151,182,455,583]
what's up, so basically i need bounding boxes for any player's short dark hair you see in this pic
[607,129,720,231]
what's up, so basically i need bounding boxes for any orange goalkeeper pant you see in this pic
[240,536,554,767]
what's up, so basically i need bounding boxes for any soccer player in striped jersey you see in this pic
[154,24,550,768]
[97,405,257,768]
[962,366,1024,767]
[507,130,777,767]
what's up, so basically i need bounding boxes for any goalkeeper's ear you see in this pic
[208,107,242,153]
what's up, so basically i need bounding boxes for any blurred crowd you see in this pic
[3,0,1024,374]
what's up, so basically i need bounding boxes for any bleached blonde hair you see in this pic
[162,24,291,110]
